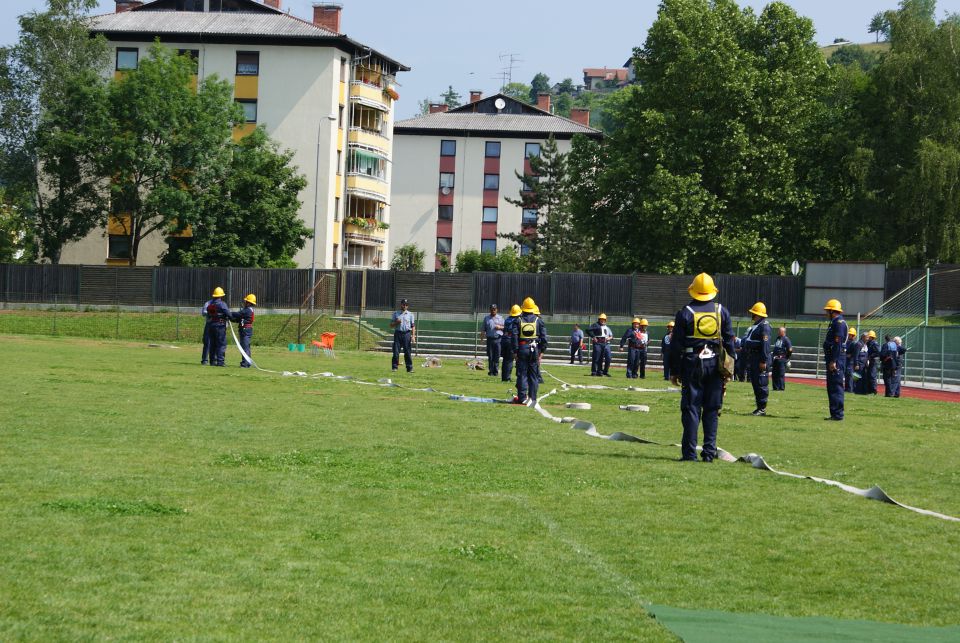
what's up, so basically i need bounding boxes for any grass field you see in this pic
[1,335,959,640]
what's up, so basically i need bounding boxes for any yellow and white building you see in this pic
[61,0,407,269]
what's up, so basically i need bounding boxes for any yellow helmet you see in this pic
[244,293,257,305]
[632,317,641,325]
[823,298,843,313]
[748,302,768,318]
[867,330,877,340]
[667,321,675,328]
[639,318,649,326]
[532,305,541,315]
[848,327,857,336]
[509,304,522,316]
[688,273,718,301]
[521,297,536,313]
[212,286,225,298]
[598,313,607,320]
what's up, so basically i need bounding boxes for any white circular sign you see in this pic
[791,260,800,276]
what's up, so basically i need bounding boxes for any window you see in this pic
[520,244,531,256]
[333,243,339,269]
[481,239,497,254]
[483,174,500,190]
[338,106,344,128]
[521,177,537,192]
[340,57,348,82]
[525,142,541,158]
[522,209,538,226]
[482,207,498,223]
[438,205,453,221]
[348,149,387,180]
[236,51,259,76]
[178,49,199,72]
[337,150,342,175]
[437,237,452,254]
[485,141,501,158]
[439,173,455,189]
[440,140,456,157]
[334,197,340,222]
[108,235,131,259]
[116,48,138,71]
[236,99,257,123]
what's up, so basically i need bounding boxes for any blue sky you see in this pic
[3,0,960,118]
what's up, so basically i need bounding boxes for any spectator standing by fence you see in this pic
[481,304,504,377]
[390,299,416,373]
[570,324,584,364]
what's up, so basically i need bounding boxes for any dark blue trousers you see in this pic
[867,363,878,394]
[570,342,583,363]
[844,363,853,392]
[201,323,212,364]
[826,364,845,419]
[772,359,786,390]
[392,330,413,371]
[662,355,671,380]
[486,337,501,375]
[734,354,747,381]
[592,343,611,375]
[500,336,514,381]
[207,323,226,366]
[679,356,723,461]
[626,347,643,378]
[238,328,252,367]
[883,367,901,397]
[516,346,540,403]
[748,353,768,409]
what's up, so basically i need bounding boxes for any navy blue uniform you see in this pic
[512,313,548,404]
[661,332,672,380]
[844,337,857,392]
[205,299,231,367]
[743,319,771,411]
[589,323,613,376]
[670,301,735,462]
[200,298,214,365]
[570,328,584,364]
[771,334,792,391]
[619,327,648,379]
[852,339,869,394]
[230,304,255,367]
[500,315,517,381]
[823,315,848,420]
[391,309,415,372]
[733,336,747,382]
[866,339,880,394]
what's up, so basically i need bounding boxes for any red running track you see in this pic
[784,376,960,403]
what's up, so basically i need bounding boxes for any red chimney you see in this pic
[115,1,143,12]
[570,108,591,126]
[469,90,483,103]
[429,104,449,114]
[312,3,342,34]
[536,92,552,113]
[264,0,281,8]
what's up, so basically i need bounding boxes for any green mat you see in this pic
[648,605,960,642]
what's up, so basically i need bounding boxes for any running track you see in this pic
[784,376,960,403]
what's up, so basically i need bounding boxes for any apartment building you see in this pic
[390,92,602,271]
[61,0,407,270]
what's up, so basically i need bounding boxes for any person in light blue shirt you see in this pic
[390,299,416,372]
[481,304,504,376]
[569,324,584,364]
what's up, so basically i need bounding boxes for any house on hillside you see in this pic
[389,92,602,271]
[61,0,408,271]
[582,67,630,93]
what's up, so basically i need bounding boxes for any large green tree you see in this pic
[390,243,425,271]
[99,43,241,265]
[167,127,309,268]
[0,0,109,264]
[568,0,831,274]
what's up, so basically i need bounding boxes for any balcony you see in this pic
[349,82,390,111]
[348,127,390,154]
[346,174,388,202]
[344,217,387,246]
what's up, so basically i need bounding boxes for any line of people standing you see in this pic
[200,286,258,367]
[845,328,906,397]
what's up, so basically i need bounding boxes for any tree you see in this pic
[555,78,577,95]
[167,127,309,268]
[501,82,533,104]
[454,247,526,272]
[390,243,425,271]
[568,0,832,274]
[869,11,892,42]
[0,0,109,264]
[98,43,241,266]
[417,97,431,115]
[0,188,33,262]
[501,135,587,272]
[529,72,551,103]
[827,44,882,71]
[440,85,461,109]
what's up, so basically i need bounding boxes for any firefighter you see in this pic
[231,293,256,368]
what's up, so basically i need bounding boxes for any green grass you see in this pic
[1,335,958,640]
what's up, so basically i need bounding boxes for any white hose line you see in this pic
[542,368,676,393]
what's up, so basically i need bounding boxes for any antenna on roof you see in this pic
[497,52,523,88]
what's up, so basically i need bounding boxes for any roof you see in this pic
[394,113,601,139]
[582,67,629,82]
[88,1,409,71]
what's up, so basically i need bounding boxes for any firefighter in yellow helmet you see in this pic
[843,326,858,392]
[203,286,232,367]
[512,297,548,405]
[662,321,675,381]
[822,298,848,420]
[230,294,257,368]
[589,313,613,376]
[500,304,522,382]
[619,317,649,379]
[670,273,735,462]
[742,302,771,416]
[864,330,881,395]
